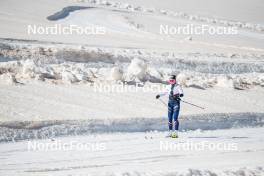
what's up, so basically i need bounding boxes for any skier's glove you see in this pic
[173,94,181,101]
[156,95,160,99]
[177,94,184,101]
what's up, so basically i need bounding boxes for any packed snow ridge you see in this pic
[0,41,264,90]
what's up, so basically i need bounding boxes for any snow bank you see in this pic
[164,168,264,176]
[1,63,263,89]
[0,41,264,89]
[0,112,263,142]
[1,58,264,89]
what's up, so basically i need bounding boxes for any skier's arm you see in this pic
[156,92,167,99]
[156,86,169,99]
[173,85,184,100]
[178,85,184,97]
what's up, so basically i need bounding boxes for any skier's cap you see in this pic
[169,75,176,80]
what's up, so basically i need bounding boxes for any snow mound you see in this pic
[0,73,17,85]
[176,73,187,86]
[216,76,234,89]
[146,67,163,83]
[110,66,123,81]
[126,58,147,81]
[61,70,79,83]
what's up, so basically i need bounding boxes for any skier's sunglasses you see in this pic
[168,79,176,84]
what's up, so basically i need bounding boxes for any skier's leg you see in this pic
[170,103,180,138]
[173,103,180,131]
[168,102,173,131]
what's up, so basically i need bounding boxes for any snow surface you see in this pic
[0,81,264,122]
[0,0,264,175]
[0,112,263,142]
[0,0,264,53]
[0,127,264,175]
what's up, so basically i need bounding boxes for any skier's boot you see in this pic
[171,130,178,138]
[166,130,173,137]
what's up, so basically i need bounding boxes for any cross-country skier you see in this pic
[156,75,184,138]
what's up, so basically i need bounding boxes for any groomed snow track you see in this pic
[0,120,264,176]
[0,112,263,142]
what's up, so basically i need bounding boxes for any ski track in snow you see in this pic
[0,127,263,175]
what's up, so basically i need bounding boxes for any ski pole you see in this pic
[158,98,205,110]
[158,99,168,108]
[180,100,205,110]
